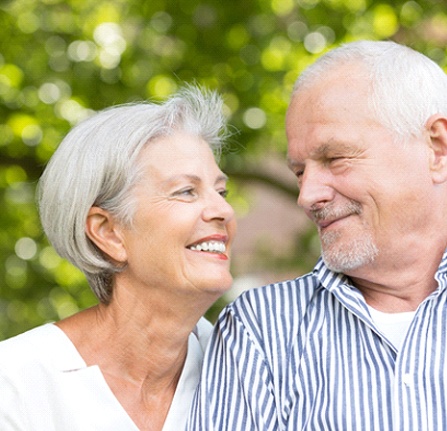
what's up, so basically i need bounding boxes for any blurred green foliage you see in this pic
[1,0,447,338]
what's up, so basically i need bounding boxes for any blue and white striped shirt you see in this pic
[188,252,447,430]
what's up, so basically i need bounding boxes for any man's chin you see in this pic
[321,241,378,274]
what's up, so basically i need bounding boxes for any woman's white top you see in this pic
[0,318,212,430]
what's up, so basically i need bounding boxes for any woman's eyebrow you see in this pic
[162,173,228,186]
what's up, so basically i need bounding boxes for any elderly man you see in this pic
[188,40,447,430]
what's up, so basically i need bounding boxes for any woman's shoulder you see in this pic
[0,323,73,372]
[193,317,214,352]
[0,323,55,351]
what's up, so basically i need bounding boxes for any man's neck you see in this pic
[346,248,445,312]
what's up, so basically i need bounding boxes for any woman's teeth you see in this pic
[189,241,226,253]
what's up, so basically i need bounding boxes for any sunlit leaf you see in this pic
[0,0,445,337]
[373,4,399,38]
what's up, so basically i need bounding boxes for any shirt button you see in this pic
[402,373,412,386]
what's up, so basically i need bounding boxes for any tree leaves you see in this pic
[0,0,446,336]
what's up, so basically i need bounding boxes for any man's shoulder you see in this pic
[238,272,320,308]
[218,273,323,356]
[225,272,321,329]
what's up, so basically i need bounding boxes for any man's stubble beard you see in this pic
[312,201,379,273]
[320,228,379,273]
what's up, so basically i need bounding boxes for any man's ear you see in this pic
[86,207,127,264]
[427,115,447,184]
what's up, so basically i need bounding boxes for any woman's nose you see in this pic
[203,191,235,223]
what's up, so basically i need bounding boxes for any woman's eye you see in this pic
[174,187,196,197]
[219,189,229,199]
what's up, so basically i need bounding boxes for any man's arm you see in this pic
[187,300,279,430]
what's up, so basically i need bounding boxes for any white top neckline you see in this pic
[0,318,212,430]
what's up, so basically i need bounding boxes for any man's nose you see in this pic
[297,166,335,210]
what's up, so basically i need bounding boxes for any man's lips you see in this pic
[317,216,346,229]
[311,202,362,230]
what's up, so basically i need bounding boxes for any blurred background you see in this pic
[0,0,446,339]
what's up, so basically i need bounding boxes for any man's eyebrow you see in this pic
[315,141,358,156]
[313,143,331,157]
[287,157,303,170]
[287,141,357,167]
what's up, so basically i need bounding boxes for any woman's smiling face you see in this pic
[116,132,236,299]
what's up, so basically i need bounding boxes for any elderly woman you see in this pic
[0,86,236,430]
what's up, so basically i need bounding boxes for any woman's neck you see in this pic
[55,288,207,431]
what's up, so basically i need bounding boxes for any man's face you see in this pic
[286,65,434,276]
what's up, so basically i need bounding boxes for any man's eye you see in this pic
[293,170,304,182]
[293,171,304,189]
[327,156,346,165]
[327,157,350,172]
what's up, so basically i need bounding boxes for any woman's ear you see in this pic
[86,207,128,263]
[427,115,447,184]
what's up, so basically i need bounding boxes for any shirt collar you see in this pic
[313,247,447,310]
[430,248,447,296]
[313,257,352,292]
[314,247,447,290]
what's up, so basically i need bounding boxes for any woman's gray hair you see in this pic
[38,85,229,304]
[293,40,447,140]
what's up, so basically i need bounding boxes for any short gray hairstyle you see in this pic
[38,85,229,304]
[293,40,447,140]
